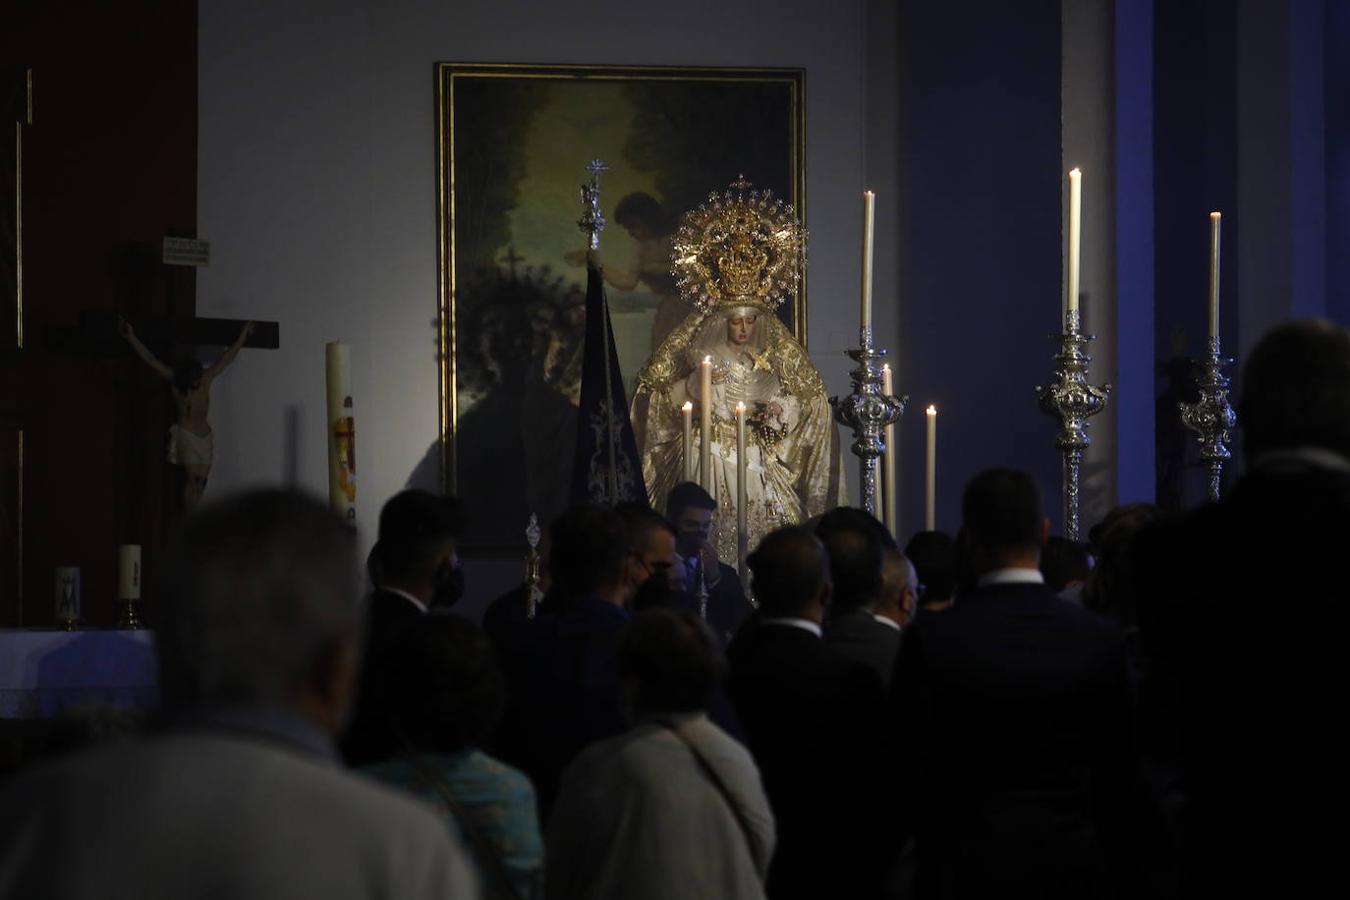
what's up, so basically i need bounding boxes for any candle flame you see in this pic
[735,402,746,415]
[681,401,693,412]
[882,363,890,373]
[1069,167,1082,177]
[1210,211,1222,220]
[703,355,712,364]
[926,405,937,415]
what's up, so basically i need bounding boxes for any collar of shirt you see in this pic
[976,567,1045,588]
[380,586,428,614]
[872,613,902,631]
[1252,446,1350,473]
[759,617,823,638]
[164,705,339,764]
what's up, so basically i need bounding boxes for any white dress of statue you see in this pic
[631,178,846,562]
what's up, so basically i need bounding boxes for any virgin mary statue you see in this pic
[631,178,845,562]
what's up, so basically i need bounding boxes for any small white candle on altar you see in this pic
[1066,168,1082,323]
[682,401,694,481]
[735,401,748,579]
[882,364,898,536]
[1208,211,1222,340]
[861,190,876,333]
[117,544,141,601]
[925,405,938,530]
[700,356,713,492]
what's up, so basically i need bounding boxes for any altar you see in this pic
[0,629,157,720]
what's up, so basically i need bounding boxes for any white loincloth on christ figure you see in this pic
[167,425,214,467]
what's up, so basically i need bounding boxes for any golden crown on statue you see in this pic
[671,175,805,313]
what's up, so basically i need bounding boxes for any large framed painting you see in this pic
[436,63,805,552]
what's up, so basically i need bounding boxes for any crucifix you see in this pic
[71,254,280,511]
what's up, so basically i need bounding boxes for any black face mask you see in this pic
[430,562,465,610]
[631,571,673,612]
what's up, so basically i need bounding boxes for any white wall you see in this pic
[198,0,876,604]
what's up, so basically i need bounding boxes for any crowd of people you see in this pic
[2,318,1347,899]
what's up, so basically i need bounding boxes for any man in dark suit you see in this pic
[341,488,465,765]
[726,526,891,900]
[1133,320,1350,897]
[889,469,1132,900]
[819,507,915,687]
[494,504,640,818]
[667,481,755,644]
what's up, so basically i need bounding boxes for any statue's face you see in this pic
[726,313,758,346]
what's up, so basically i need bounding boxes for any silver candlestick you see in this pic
[1178,336,1236,503]
[1036,311,1110,541]
[830,327,908,518]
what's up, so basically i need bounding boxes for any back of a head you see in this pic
[376,489,466,579]
[666,480,716,520]
[815,508,886,613]
[549,504,631,597]
[157,490,360,713]
[618,608,726,716]
[747,525,829,617]
[617,502,676,554]
[961,469,1043,556]
[1240,319,1350,460]
[1040,537,1092,592]
[380,613,505,753]
[904,530,957,602]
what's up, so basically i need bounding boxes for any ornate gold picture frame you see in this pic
[435,62,805,550]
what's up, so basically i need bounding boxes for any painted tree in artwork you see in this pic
[622,81,794,219]
[452,79,549,269]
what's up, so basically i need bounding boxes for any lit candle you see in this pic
[861,191,875,333]
[117,544,141,601]
[1208,211,1222,341]
[682,401,694,482]
[700,356,713,493]
[882,364,897,537]
[1066,168,1082,326]
[735,402,748,581]
[925,405,937,530]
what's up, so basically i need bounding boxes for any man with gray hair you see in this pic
[0,491,478,899]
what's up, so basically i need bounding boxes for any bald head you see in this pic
[876,548,918,626]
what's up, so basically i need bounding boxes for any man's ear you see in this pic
[311,633,359,735]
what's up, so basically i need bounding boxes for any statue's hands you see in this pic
[765,401,784,419]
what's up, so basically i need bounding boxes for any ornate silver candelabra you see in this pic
[1178,336,1236,503]
[1036,312,1110,541]
[830,327,908,518]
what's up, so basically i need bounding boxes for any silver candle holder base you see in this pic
[116,600,142,630]
[1036,316,1110,542]
[830,327,908,518]
[1178,336,1236,503]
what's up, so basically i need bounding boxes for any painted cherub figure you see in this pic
[119,317,255,508]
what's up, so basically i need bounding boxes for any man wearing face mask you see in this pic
[665,482,755,645]
[618,504,682,612]
[341,489,466,766]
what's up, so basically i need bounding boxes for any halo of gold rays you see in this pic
[671,176,805,314]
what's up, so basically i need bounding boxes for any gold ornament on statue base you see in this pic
[632,177,845,564]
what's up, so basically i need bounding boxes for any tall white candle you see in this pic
[325,342,356,520]
[1066,168,1082,324]
[700,356,713,493]
[862,191,876,333]
[682,401,694,482]
[882,365,897,537]
[117,544,141,601]
[925,405,937,530]
[1208,212,1222,341]
[736,402,748,581]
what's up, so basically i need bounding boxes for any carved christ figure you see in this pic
[120,317,255,508]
